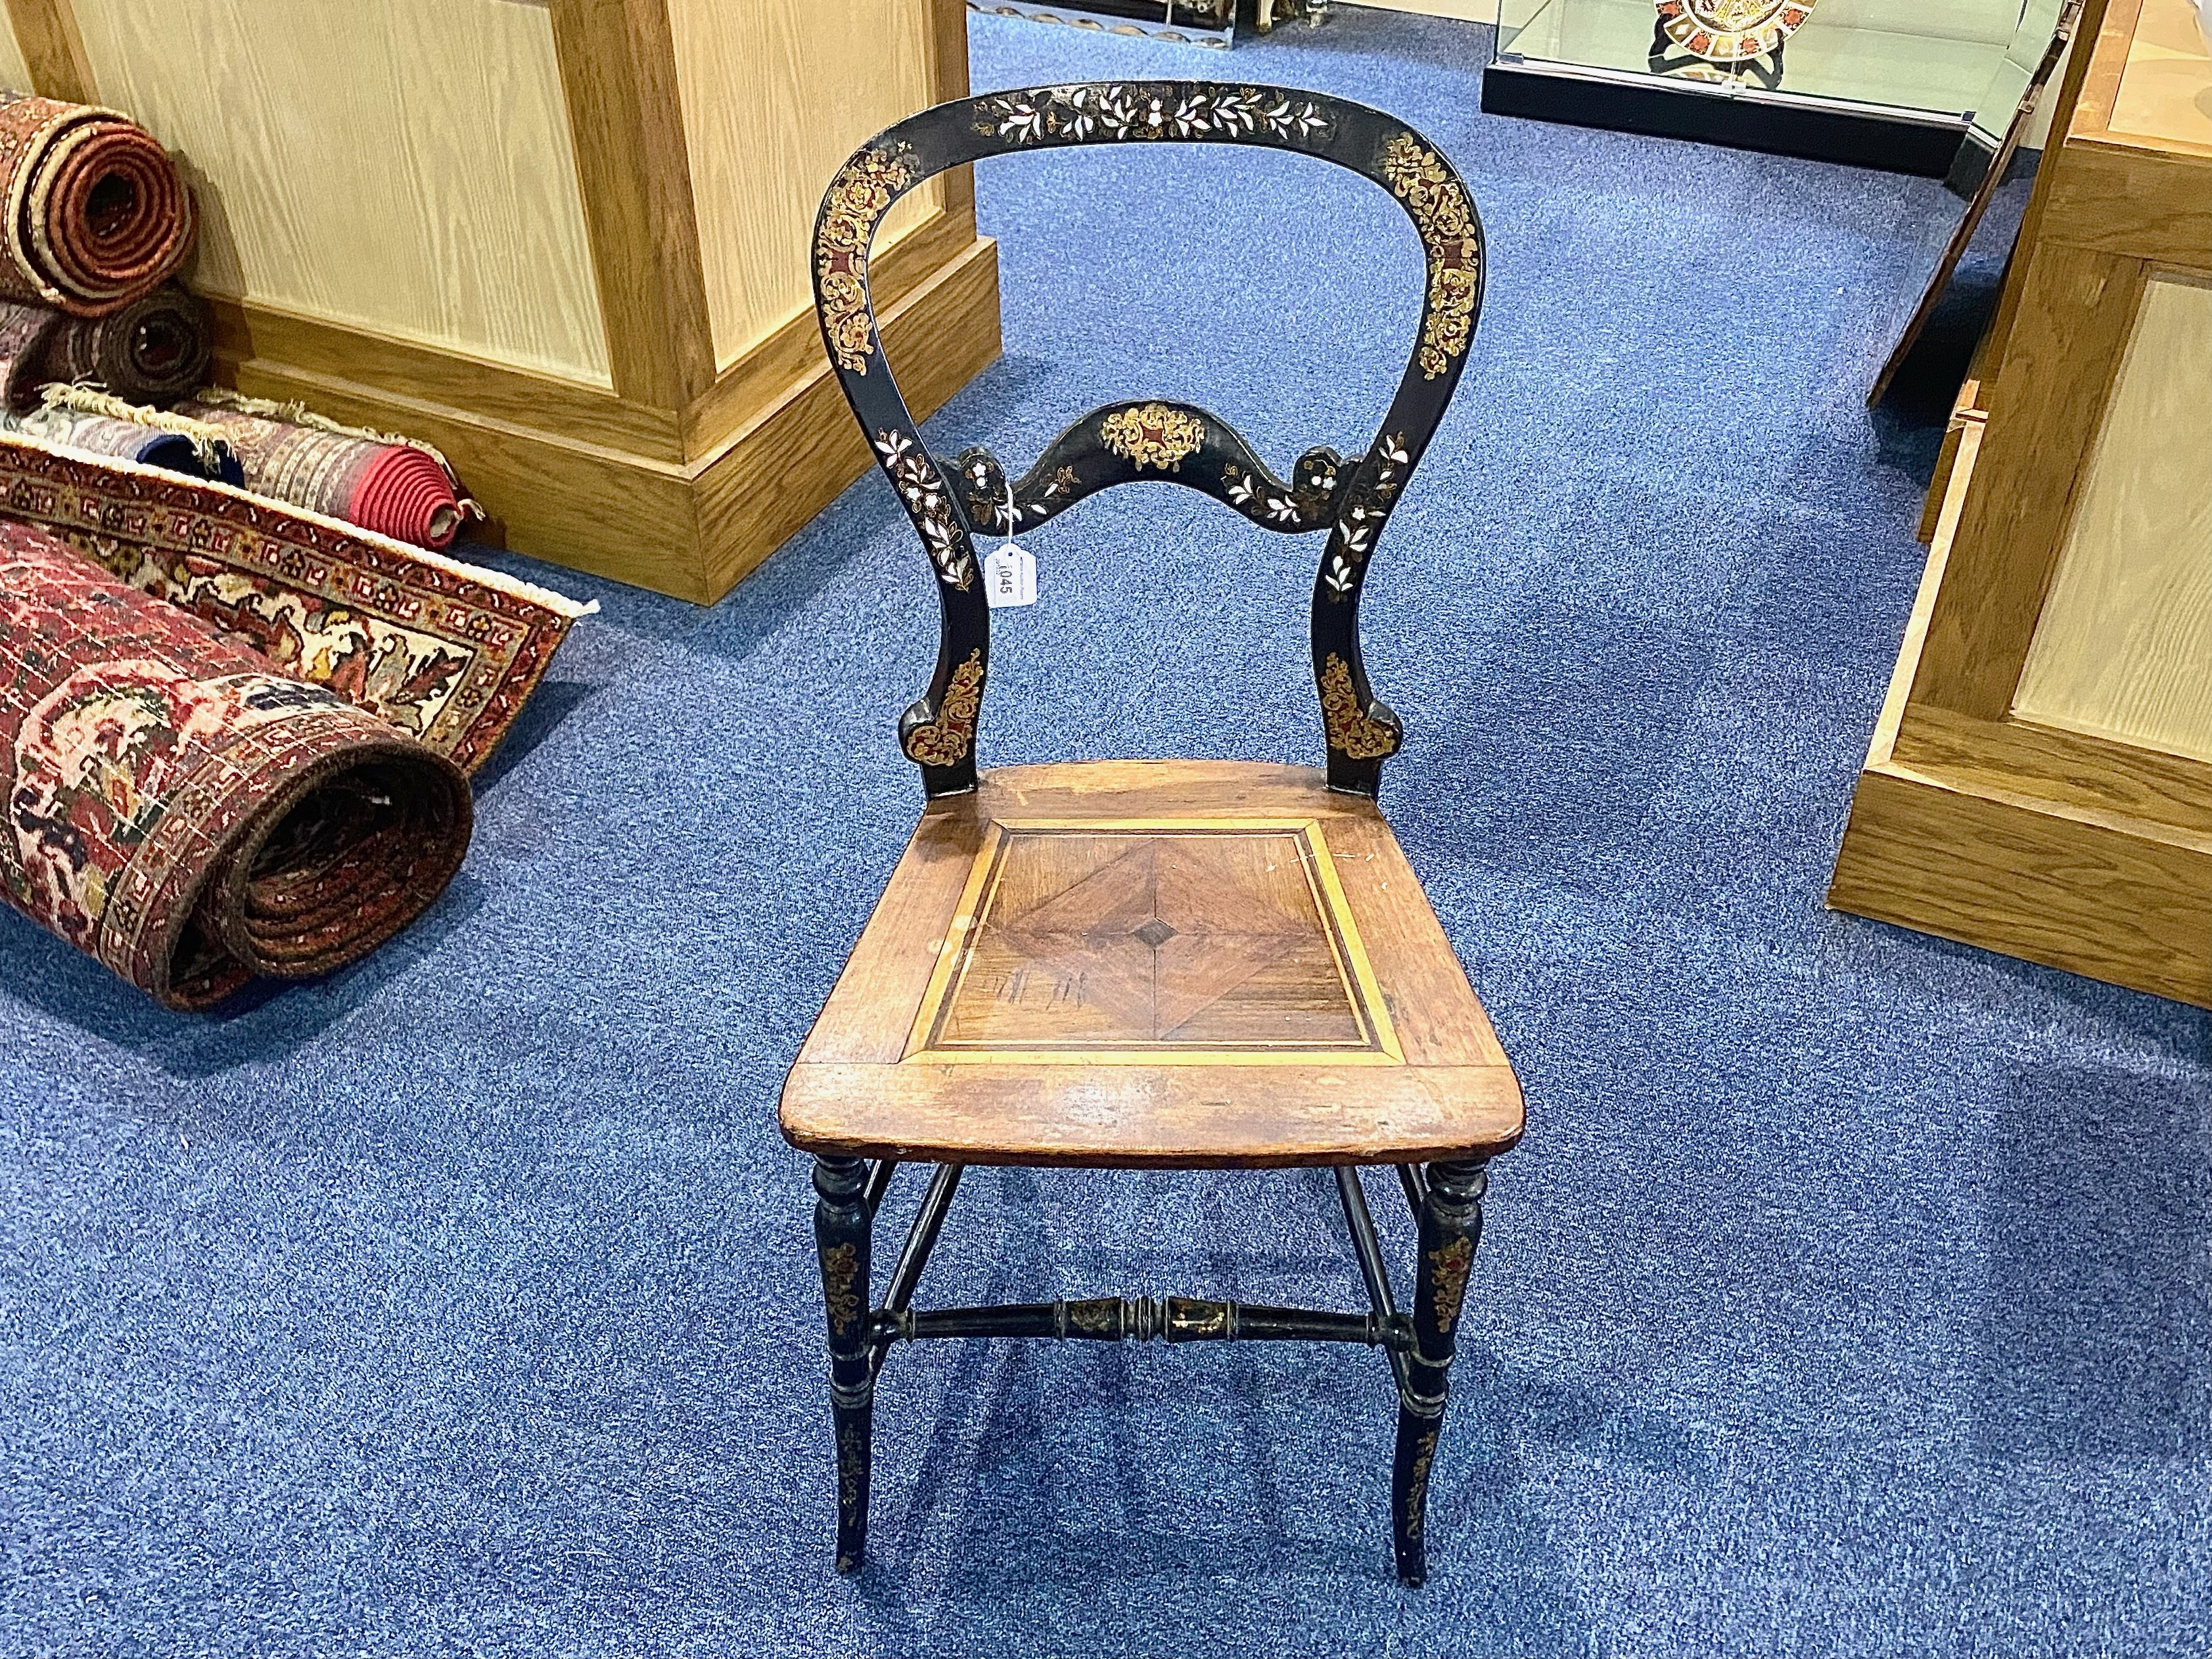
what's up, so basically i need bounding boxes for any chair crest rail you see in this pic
[954,405,1354,538]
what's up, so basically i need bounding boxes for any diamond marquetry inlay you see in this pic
[906,819,1399,1063]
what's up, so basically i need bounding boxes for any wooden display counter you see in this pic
[0,0,1001,602]
[1830,0,2211,1005]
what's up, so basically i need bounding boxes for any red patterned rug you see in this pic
[0,519,472,1009]
[0,434,591,775]
[0,93,194,316]
[0,283,210,409]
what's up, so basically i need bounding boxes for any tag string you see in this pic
[1003,481,1017,537]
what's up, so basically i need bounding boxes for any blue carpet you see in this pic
[3,9,2205,1656]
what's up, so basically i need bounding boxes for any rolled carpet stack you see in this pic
[0,92,195,316]
[0,282,210,408]
[10,401,242,482]
[178,392,477,550]
[0,518,471,1009]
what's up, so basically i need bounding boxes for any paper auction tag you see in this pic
[983,543,1036,609]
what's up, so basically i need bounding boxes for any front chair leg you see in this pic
[813,1155,875,1573]
[1391,1158,1488,1587]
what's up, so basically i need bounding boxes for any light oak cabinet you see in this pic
[1829,0,2211,1005]
[0,0,1001,601]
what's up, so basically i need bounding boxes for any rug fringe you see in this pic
[37,382,234,469]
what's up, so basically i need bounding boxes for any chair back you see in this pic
[813,82,1485,798]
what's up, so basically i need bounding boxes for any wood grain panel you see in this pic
[2014,273,2212,759]
[667,0,946,369]
[206,294,683,460]
[0,16,27,94]
[1895,702,2212,833]
[1828,763,2211,1007]
[545,0,714,409]
[1912,243,2146,718]
[71,0,614,386]
[1,0,90,100]
[2042,143,2212,263]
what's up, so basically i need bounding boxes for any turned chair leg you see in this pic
[812,1155,875,1573]
[1391,1157,1488,1587]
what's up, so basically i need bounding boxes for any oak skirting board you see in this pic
[1830,763,2211,1007]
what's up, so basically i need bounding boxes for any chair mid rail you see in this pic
[952,403,1354,539]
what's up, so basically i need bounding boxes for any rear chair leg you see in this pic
[812,1155,875,1573]
[1391,1158,1488,1587]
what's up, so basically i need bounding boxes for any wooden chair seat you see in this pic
[781,760,1523,1168]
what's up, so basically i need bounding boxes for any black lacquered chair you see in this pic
[787,81,1520,1585]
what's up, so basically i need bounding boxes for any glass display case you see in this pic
[969,0,1326,49]
[1955,0,2069,176]
[1483,0,2071,171]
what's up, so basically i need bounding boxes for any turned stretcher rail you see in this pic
[874,1296,1414,1348]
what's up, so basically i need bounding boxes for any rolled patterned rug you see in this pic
[0,92,195,317]
[177,391,477,550]
[0,519,472,1010]
[7,401,243,482]
[0,432,591,775]
[0,282,210,408]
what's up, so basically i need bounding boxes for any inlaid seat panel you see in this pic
[781,760,1523,1168]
